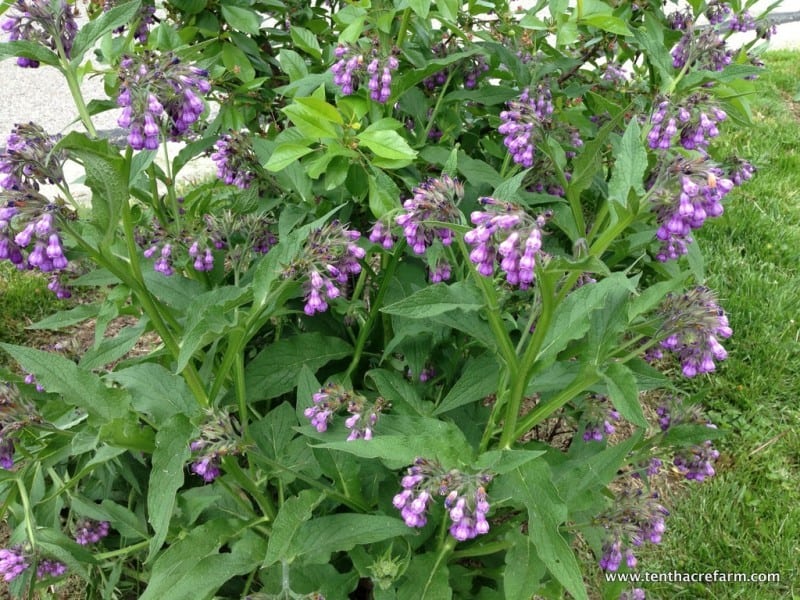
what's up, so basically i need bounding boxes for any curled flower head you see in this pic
[498,84,554,167]
[580,394,620,442]
[36,559,67,579]
[331,44,399,103]
[116,51,211,149]
[286,221,365,316]
[670,11,732,72]
[656,286,732,377]
[211,130,260,189]
[189,411,242,483]
[392,175,463,254]
[74,519,110,545]
[655,398,720,482]
[1,0,78,67]
[393,458,493,541]
[304,384,388,439]
[464,197,550,288]
[0,123,66,191]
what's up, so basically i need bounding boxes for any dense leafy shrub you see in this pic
[0,0,772,597]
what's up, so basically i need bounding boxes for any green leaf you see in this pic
[662,423,725,446]
[365,369,426,415]
[245,333,353,401]
[608,119,647,207]
[283,103,339,139]
[251,402,297,459]
[357,129,417,161]
[221,42,255,82]
[382,281,484,319]
[290,26,322,59]
[279,48,308,82]
[0,41,59,67]
[600,362,646,427]
[26,303,99,330]
[147,414,193,560]
[264,490,324,566]
[296,97,344,124]
[80,321,146,370]
[71,0,142,61]
[504,531,546,600]
[106,364,199,421]
[264,142,315,172]
[474,449,547,474]
[176,286,251,372]
[492,169,530,202]
[498,461,588,600]
[37,529,95,580]
[220,5,261,34]
[0,344,130,422]
[142,270,205,312]
[434,353,499,415]
[408,0,431,18]
[554,435,639,502]
[58,133,127,246]
[580,14,632,36]
[368,169,400,218]
[398,552,452,600]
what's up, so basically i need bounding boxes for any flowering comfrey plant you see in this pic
[116,51,210,149]
[1,0,77,67]
[0,0,770,598]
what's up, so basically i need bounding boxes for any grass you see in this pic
[635,50,800,599]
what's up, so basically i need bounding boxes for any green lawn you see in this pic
[636,50,800,599]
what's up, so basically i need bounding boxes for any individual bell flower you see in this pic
[188,411,242,483]
[393,458,493,541]
[116,51,211,149]
[0,123,66,191]
[498,84,554,167]
[464,197,550,289]
[393,175,463,254]
[285,220,365,316]
[1,0,78,67]
[655,286,732,377]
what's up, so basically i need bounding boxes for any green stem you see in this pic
[234,346,248,437]
[451,540,510,559]
[16,479,36,551]
[57,46,98,138]
[498,152,513,179]
[422,69,455,142]
[395,8,411,48]
[513,368,600,440]
[161,141,181,232]
[344,241,405,380]
[94,541,149,561]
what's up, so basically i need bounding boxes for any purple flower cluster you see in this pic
[304,383,388,440]
[393,458,493,541]
[597,488,669,572]
[650,157,735,262]
[657,286,732,377]
[289,221,365,316]
[378,175,463,254]
[211,131,259,189]
[37,559,67,579]
[464,197,549,289]
[656,399,720,482]
[331,45,399,103]
[670,15,732,72]
[464,55,489,89]
[189,411,242,483]
[116,51,211,150]
[1,0,77,67]
[648,95,727,152]
[0,546,66,582]
[428,259,451,283]
[581,394,621,442]
[619,589,646,600]
[0,123,66,191]
[705,1,731,26]
[74,519,110,545]
[105,0,156,42]
[729,10,755,33]
[728,158,756,186]
[498,85,554,167]
[137,219,218,276]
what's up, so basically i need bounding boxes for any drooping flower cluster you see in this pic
[211,131,260,189]
[727,158,756,186]
[74,519,110,545]
[331,45,399,103]
[656,399,720,482]
[648,95,727,151]
[464,197,550,288]
[385,175,463,254]
[393,458,493,541]
[0,123,66,191]
[670,11,733,72]
[104,0,156,42]
[116,51,211,150]
[0,546,66,582]
[1,0,77,67]
[286,221,365,316]
[136,217,220,276]
[580,394,621,442]
[202,210,276,273]
[189,411,242,483]
[596,486,669,571]
[656,286,732,377]
[498,84,554,167]
[649,156,735,262]
[304,383,388,440]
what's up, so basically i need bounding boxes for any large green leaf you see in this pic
[397,552,452,600]
[283,103,339,138]
[264,142,315,172]
[220,5,261,34]
[607,118,647,207]
[147,414,193,560]
[365,369,426,416]
[504,531,546,600]
[382,281,484,319]
[357,129,417,161]
[290,26,322,59]
[0,41,60,67]
[434,353,500,415]
[0,344,130,422]
[106,363,199,421]
[264,490,324,566]
[71,0,141,61]
[600,362,646,427]
[245,333,352,401]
